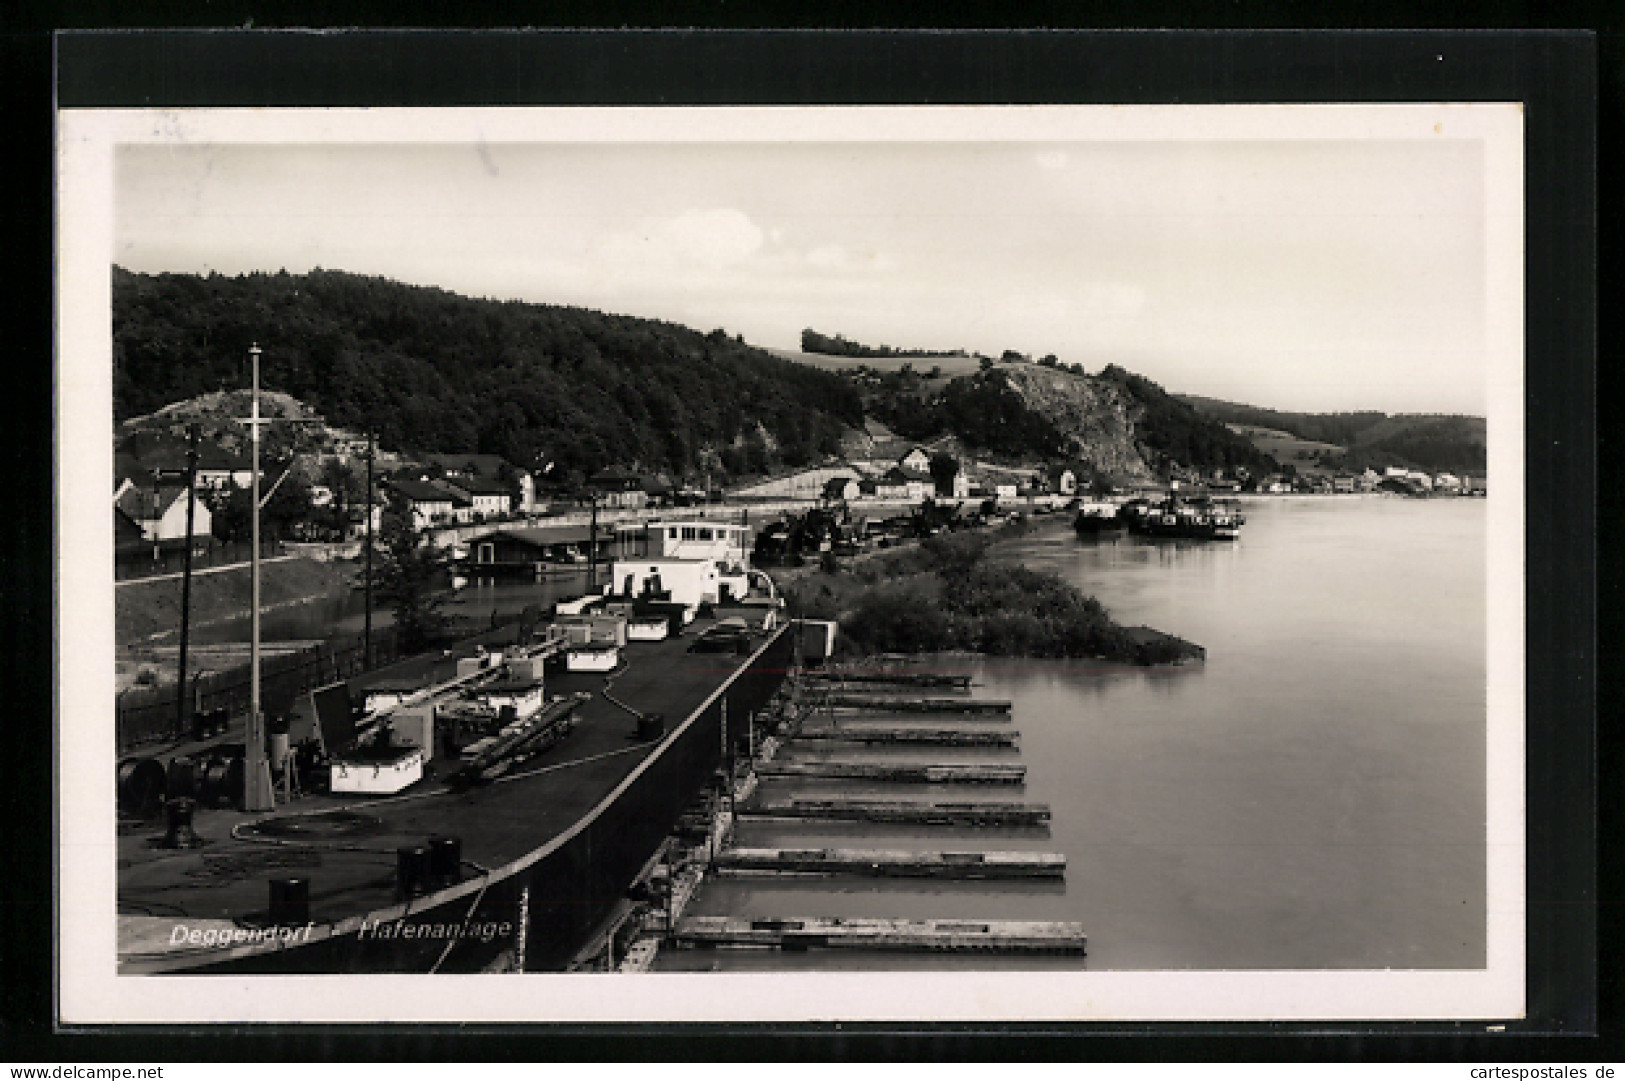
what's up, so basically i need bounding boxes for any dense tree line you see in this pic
[1175,394,1485,474]
[1175,394,1391,446]
[800,327,969,360]
[1352,422,1485,474]
[114,268,864,481]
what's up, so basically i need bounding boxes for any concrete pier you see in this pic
[791,727,1018,747]
[674,916,1085,954]
[825,706,1009,722]
[755,761,1025,784]
[802,672,972,688]
[742,798,1050,827]
[713,847,1065,878]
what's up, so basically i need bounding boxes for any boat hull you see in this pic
[1123,504,1245,540]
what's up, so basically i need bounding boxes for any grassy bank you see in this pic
[115,556,356,644]
[781,525,1199,665]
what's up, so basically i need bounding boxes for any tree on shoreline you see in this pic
[373,490,447,652]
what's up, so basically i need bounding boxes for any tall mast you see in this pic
[588,491,598,592]
[175,425,199,736]
[244,344,273,812]
[364,428,374,669]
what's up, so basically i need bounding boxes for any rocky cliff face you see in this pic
[994,365,1155,481]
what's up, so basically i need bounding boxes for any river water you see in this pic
[657,495,1487,972]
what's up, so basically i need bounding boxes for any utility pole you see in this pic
[175,425,199,737]
[244,344,274,812]
[587,491,599,592]
[364,428,374,669]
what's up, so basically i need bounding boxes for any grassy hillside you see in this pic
[114,268,865,483]
[1228,424,1346,476]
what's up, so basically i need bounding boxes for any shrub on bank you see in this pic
[780,522,1193,664]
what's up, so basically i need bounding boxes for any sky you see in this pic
[115,131,1491,415]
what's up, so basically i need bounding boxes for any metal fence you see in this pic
[115,625,404,753]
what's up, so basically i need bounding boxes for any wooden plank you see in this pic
[742,798,1050,826]
[756,761,1025,784]
[714,847,1065,878]
[824,707,1010,722]
[674,916,1085,954]
[792,727,1018,747]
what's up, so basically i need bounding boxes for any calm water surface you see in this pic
[659,496,1486,971]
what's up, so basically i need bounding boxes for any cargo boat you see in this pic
[1122,495,1244,540]
[1071,501,1123,534]
[117,602,794,975]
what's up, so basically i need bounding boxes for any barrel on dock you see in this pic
[268,877,310,926]
[396,844,432,897]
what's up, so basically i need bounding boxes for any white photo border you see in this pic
[56,103,1525,1025]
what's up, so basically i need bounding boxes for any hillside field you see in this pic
[1227,424,1343,475]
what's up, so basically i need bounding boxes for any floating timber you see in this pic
[819,696,1011,713]
[802,672,973,688]
[674,916,1085,954]
[743,798,1050,827]
[792,727,1018,747]
[756,761,1025,785]
[714,847,1065,878]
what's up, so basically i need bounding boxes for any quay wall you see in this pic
[168,622,795,975]
[520,622,794,971]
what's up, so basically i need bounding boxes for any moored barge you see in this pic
[1122,495,1245,540]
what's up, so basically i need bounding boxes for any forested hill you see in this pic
[1176,392,1486,474]
[112,267,865,480]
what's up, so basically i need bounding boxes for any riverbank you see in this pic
[778,521,1202,665]
[115,557,357,690]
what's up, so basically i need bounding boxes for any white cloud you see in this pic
[804,243,896,273]
[596,208,765,272]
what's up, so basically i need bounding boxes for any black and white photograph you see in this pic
[56,98,1528,1025]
